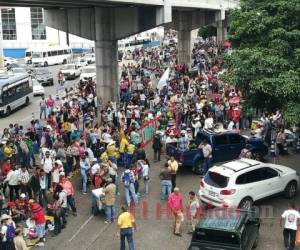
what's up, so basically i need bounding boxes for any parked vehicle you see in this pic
[84,53,96,64]
[32,79,45,96]
[59,64,81,80]
[199,158,299,209]
[31,45,72,67]
[4,57,18,67]
[188,208,260,250]
[76,57,88,68]
[80,65,96,84]
[24,48,33,64]
[31,68,54,86]
[11,68,27,74]
[166,129,268,174]
[0,72,33,116]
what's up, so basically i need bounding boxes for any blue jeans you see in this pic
[160,180,172,200]
[108,156,117,165]
[127,154,133,167]
[36,223,46,239]
[67,195,77,213]
[124,183,138,205]
[120,228,135,250]
[81,170,88,193]
[202,158,213,174]
[105,205,116,222]
[120,153,127,166]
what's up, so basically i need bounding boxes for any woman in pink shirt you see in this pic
[168,187,183,236]
[60,173,77,216]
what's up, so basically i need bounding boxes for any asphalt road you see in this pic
[0,64,80,130]
[39,148,300,250]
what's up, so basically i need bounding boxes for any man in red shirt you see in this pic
[29,199,46,246]
[168,187,183,236]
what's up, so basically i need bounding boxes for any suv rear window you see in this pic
[193,229,239,245]
[204,171,229,188]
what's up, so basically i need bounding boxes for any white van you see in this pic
[31,45,72,67]
[24,48,33,64]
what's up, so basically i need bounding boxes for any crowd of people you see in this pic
[0,27,290,250]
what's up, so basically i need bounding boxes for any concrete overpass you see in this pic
[0,0,239,108]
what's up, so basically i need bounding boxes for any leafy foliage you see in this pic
[222,0,300,124]
[198,25,217,39]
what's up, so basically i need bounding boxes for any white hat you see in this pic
[194,117,200,121]
[20,193,26,198]
[59,172,65,176]
[1,214,11,221]
[55,160,63,166]
[92,158,98,162]
[180,130,186,134]
[46,125,52,130]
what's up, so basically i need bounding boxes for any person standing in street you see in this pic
[39,96,47,120]
[199,139,212,175]
[187,191,199,234]
[168,156,178,192]
[159,163,172,200]
[121,165,138,207]
[103,178,116,224]
[152,131,162,162]
[117,206,136,250]
[168,187,183,236]
[280,202,300,250]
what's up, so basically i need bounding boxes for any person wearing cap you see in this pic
[167,156,178,192]
[91,158,100,186]
[103,178,116,224]
[199,138,212,175]
[116,206,136,250]
[167,187,183,236]
[119,133,129,167]
[106,140,118,164]
[0,214,16,249]
[178,130,189,151]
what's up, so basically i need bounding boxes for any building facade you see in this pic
[1,7,94,58]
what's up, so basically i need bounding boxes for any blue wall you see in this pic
[143,40,160,49]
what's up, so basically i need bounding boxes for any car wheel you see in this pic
[44,61,48,67]
[6,106,11,116]
[252,233,259,248]
[284,181,297,199]
[25,97,29,105]
[192,158,204,175]
[238,197,253,210]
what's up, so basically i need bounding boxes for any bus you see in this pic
[31,45,72,67]
[118,36,152,52]
[0,73,33,116]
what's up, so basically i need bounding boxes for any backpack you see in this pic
[6,223,15,240]
[122,171,131,187]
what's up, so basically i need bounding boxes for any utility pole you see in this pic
[0,8,4,69]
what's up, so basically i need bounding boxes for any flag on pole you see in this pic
[157,67,170,90]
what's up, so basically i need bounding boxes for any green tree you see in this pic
[198,25,217,39]
[222,0,300,124]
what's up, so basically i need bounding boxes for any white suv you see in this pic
[199,158,299,209]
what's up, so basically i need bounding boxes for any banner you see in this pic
[137,116,160,148]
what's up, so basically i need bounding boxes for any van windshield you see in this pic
[193,229,239,245]
[204,171,229,188]
[25,52,31,57]
[32,52,42,58]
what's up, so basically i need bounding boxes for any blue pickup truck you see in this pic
[166,129,268,173]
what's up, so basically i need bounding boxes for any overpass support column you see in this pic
[94,8,119,113]
[217,20,227,42]
[177,12,192,66]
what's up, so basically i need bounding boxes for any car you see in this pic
[188,208,260,250]
[80,65,96,83]
[32,78,45,96]
[76,57,88,68]
[166,128,269,174]
[59,63,81,80]
[84,53,96,64]
[199,158,299,209]
[31,68,54,86]
[4,57,18,67]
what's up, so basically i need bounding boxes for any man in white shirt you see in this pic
[199,139,212,175]
[41,150,53,190]
[280,202,300,250]
[4,166,20,201]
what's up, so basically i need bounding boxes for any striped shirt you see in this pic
[19,170,30,184]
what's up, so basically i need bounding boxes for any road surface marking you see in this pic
[69,215,94,242]
[85,223,111,250]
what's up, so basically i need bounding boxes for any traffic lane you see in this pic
[0,65,79,130]
[36,149,300,250]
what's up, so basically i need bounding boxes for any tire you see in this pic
[192,158,204,175]
[6,106,11,116]
[44,61,48,67]
[284,181,297,199]
[25,97,29,105]
[238,197,253,210]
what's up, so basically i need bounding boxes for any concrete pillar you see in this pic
[177,12,192,66]
[94,7,119,117]
[217,20,227,42]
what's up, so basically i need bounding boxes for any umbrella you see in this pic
[229,96,240,104]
